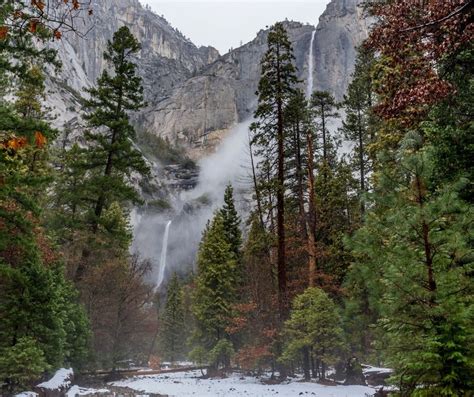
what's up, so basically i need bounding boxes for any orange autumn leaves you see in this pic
[1,132,47,154]
[0,1,93,41]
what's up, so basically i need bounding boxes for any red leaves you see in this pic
[28,19,39,33]
[1,136,28,152]
[1,132,47,155]
[0,26,8,40]
[366,0,473,123]
[34,131,47,148]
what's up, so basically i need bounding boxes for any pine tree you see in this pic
[219,184,242,261]
[0,22,89,392]
[340,47,377,215]
[82,26,149,232]
[348,133,473,395]
[281,287,346,381]
[191,212,239,372]
[252,22,298,317]
[309,91,339,167]
[159,273,186,363]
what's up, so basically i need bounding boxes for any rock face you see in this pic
[312,0,371,100]
[47,0,369,158]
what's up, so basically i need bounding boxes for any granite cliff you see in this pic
[46,0,369,158]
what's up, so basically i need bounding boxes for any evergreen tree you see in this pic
[309,91,339,166]
[219,184,242,261]
[348,133,473,395]
[159,273,186,363]
[82,26,149,232]
[340,47,377,214]
[252,22,298,316]
[191,212,239,371]
[0,19,89,391]
[281,287,346,380]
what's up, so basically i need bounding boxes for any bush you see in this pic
[0,337,48,393]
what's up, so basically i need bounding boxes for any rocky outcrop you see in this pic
[63,0,219,100]
[312,0,372,99]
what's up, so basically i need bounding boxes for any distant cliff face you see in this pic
[312,0,371,100]
[47,0,369,158]
[139,21,316,159]
[139,1,371,158]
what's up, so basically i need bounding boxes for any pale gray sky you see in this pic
[142,1,329,54]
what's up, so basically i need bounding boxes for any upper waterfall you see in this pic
[306,30,317,98]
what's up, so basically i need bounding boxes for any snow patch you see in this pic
[36,368,73,390]
[66,385,110,397]
[111,370,377,397]
[15,392,38,397]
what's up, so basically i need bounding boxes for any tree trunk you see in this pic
[303,347,311,381]
[357,107,366,216]
[306,130,317,287]
[276,45,287,318]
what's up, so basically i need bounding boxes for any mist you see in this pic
[131,121,254,290]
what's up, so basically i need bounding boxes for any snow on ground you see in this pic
[362,366,393,375]
[66,385,110,397]
[111,370,376,397]
[15,392,38,397]
[36,368,73,390]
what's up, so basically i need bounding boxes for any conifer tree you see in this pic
[348,133,473,395]
[219,184,242,261]
[0,31,89,392]
[82,26,149,232]
[281,287,346,380]
[252,22,298,316]
[159,273,186,363]
[191,212,239,371]
[340,47,377,214]
[309,91,339,166]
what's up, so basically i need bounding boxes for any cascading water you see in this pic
[306,30,316,99]
[156,220,172,290]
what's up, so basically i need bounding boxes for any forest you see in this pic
[0,1,472,396]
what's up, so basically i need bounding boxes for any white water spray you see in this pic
[156,220,172,290]
[306,30,316,99]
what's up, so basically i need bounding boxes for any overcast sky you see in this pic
[142,1,329,54]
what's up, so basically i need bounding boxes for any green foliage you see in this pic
[159,273,186,363]
[347,133,474,395]
[309,91,339,166]
[219,184,242,261]
[189,346,209,367]
[135,130,193,166]
[0,337,48,393]
[339,46,377,205]
[81,26,149,230]
[208,339,234,369]
[423,46,474,203]
[191,211,240,366]
[281,288,346,373]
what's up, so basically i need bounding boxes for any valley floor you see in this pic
[111,370,377,397]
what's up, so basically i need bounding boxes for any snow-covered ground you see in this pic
[111,370,377,397]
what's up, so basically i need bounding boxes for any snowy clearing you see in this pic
[111,370,376,397]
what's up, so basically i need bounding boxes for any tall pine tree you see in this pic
[252,22,298,317]
[82,26,149,232]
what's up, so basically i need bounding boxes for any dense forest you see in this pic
[0,1,472,396]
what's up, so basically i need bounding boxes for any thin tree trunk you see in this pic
[357,108,366,216]
[276,45,287,318]
[303,347,311,381]
[306,130,317,287]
